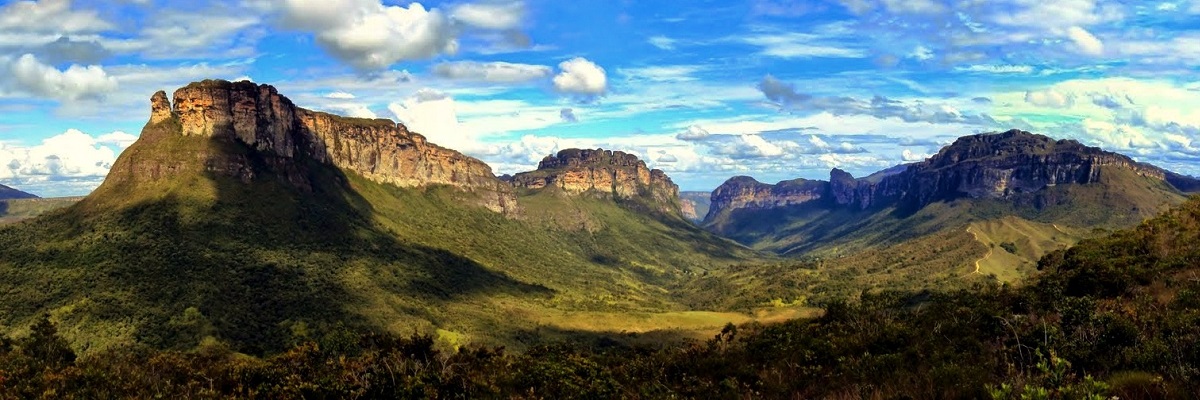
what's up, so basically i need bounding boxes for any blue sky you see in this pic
[1,0,1200,197]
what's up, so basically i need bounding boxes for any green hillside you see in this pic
[4,198,1198,398]
[0,117,758,355]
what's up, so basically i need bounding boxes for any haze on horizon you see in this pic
[1,0,1198,197]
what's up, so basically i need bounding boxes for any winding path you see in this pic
[966,226,991,275]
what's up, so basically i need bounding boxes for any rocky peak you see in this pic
[116,79,518,214]
[149,90,173,124]
[511,148,680,212]
[705,129,1195,223]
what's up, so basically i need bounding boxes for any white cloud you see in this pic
[388,89,470,150]
[676,125,711,141]
[1024,89,1075,108]
[552,57,607,95]
[0,0,112,34]
[882,0,945,14]
[901,149,929,162]
[619,65,703,82]
[278,0,458,69]
[0,128,134,196]
[1066,26,1104,56]
[742,31,864,59]
[137,12,260,59]
[432,61,551,83]
[325,91,356,99]
[1,53,117,101]
[648,35,676,50]
[450,1,525,31]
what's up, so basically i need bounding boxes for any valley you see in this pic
[1,80,1199,397]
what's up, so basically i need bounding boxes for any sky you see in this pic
[1,0,1199,197]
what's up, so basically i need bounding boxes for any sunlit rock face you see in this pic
[511,148,682,213]
[119,79,518,214]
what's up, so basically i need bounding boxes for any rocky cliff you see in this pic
[109,80,517,214]
[510,149,680,213]
[706,129,1199,223]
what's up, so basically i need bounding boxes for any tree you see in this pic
[20,314,76,369]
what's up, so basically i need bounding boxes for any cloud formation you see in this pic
[553,57,607,95]
[432,61,551,83]
[1,54,117,101]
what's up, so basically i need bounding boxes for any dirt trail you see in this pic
[966,226,991,275]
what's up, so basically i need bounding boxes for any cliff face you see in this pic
[510,149,681,213]
[122,80,517,214]
[705,129,1193,223]
[705,176,826,222]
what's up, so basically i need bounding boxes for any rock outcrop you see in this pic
[118,80,517,214]
[510,149,680,213]
[705,129,1199,223]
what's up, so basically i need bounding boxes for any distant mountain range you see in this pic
[0,184,36,201]
[701,129,1199,285]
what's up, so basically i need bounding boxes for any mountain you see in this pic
[510,148,680,214]
[0,80,755,355]
[0,184,37,200]
[679,191,712,221]
[704,129,1198,284]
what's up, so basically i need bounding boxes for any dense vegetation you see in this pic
[2,197,1197,398]
[0,123,755,356]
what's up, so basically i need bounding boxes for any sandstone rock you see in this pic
[123,80,518,214]
[705,129,1195,222]
[511,148,681,213]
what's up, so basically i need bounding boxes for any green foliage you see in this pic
[1001,241,1019,254]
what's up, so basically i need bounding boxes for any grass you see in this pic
[0,117,764,355]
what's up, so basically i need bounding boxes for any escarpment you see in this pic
[706,129,1200,223]
[107,80,517,214]
[510,148,681,214]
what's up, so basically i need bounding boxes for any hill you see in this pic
[0,184,36,201]
[0,197,82,225]
[703,130,1198,288]
[0,80,759,355]
[679,191,711,221]
[5,197,1198,398]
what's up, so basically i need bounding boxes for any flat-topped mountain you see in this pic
[107,80,517,214]
[510,148,680,214]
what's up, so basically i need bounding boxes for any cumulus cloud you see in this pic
[432,61,552,83]
[901,149,930,162]
[0,0,112,34]
[388,88,471,150]
[0,128,135,196]
[1,53,117,101]
[325,91,356,99]
[1066,26,1104,56]
[676,125,712,141]
[278,0,458,69]
[552,57,607,95]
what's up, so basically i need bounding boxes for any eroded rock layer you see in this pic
[123,80,517,214]
[511,149,680,213]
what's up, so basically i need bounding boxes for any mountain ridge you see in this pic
[707,129,1200,226]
